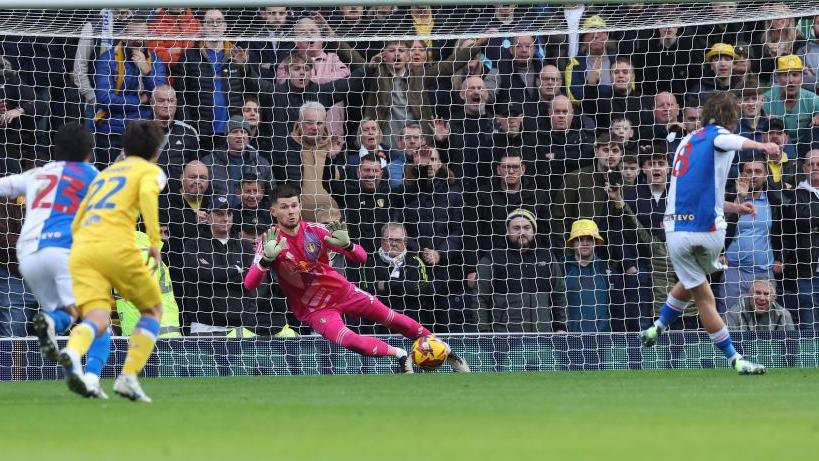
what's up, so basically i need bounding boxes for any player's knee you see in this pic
[63,305,79,323]
[84,308,111,334]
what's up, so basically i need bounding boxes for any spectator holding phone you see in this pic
[552,133,624,254]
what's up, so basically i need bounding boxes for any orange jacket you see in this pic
[148,9,201,66]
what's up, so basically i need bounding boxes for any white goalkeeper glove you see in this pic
[323,221,352,250]
[262,228,288,262]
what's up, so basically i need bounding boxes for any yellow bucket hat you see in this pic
[567,219,604,245]
[705,43,737,61]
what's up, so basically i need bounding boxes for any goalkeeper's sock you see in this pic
[65,321,97,357]
[654,294,687,330]
[48,309,74,334]
[709,326,740,362]
[393,347,408,359]
[121,316,160,377]
[85,331,111,377]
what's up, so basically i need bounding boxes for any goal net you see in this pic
[2,2,819,378]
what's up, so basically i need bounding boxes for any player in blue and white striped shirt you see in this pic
[640,92,779,375]
[0,124,111,397]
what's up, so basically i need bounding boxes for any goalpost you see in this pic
[1,1,819,378]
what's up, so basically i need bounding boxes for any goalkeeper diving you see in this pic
[243,184,470,373]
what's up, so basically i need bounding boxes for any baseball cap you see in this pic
[210,195,233,211]
[776,55,805,73]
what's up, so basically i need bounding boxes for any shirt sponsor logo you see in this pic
[672,214,696,221]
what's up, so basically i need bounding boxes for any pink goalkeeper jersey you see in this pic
[248,221,367,320]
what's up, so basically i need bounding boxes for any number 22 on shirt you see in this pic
[84,176,126,210]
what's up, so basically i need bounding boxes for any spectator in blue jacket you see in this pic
[562,219,611,333]
[91,20,168,167]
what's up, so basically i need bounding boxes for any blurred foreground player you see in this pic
[0,123,111,398]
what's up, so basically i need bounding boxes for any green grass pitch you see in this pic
[2,368,818,461]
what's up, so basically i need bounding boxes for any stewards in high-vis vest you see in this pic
[115,231,181,337]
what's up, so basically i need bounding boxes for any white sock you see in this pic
[394,348,408,358]
[84,372,100,387]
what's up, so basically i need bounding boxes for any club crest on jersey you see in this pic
[304,230,321,262]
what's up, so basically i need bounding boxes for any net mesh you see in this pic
[2,3,819,378]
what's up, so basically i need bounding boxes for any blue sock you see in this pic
[135,316,161,337]
[709,327,740,361]
[84,331,111,377]
[654,295,687,329]
[47,309,74,334]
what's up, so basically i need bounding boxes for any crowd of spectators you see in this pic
[3,4,819,338]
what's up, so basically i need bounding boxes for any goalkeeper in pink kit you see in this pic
[244,184,470,373]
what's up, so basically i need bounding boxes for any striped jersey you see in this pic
[665,123,747,233]
[0,161,99,258]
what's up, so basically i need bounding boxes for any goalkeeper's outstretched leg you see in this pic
[335,287,471,373]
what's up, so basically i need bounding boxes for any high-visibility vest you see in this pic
[115,231,182,337]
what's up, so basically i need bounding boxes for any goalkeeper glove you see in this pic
[323,221,352,250]
[262,228,288,263]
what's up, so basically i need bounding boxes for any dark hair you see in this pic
[767,117,786,132]
[638,142,670,166]
[595,132,624,151]
[612,55,633,68]
[700,91,740,131]
[240,173,260,183]
[740,153,769,173]
[243,94,260,106]
[497,146,523,162]
[53,123,94,162]
[241,222,265,235]
[271,183,301,202]
[621,154,639,165]
[239,174,266,192]
[122,120,165,160]
[359,153,381,165]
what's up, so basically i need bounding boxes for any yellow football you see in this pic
[411,335,449,369]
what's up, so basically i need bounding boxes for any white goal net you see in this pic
[2,2,819,377]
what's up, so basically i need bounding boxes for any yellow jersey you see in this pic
[72,156,167,249]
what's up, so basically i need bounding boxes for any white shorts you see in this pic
[666,230,726,290]
[18,247,74,312]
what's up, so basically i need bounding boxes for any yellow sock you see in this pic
[121,329,157,377]
[65,322,96,357]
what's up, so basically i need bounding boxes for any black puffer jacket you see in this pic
[175,44,250,136]
[182,236,263,328]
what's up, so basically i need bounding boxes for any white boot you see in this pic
[113,374,152,403]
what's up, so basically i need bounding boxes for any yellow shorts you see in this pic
[69,242,161,315]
